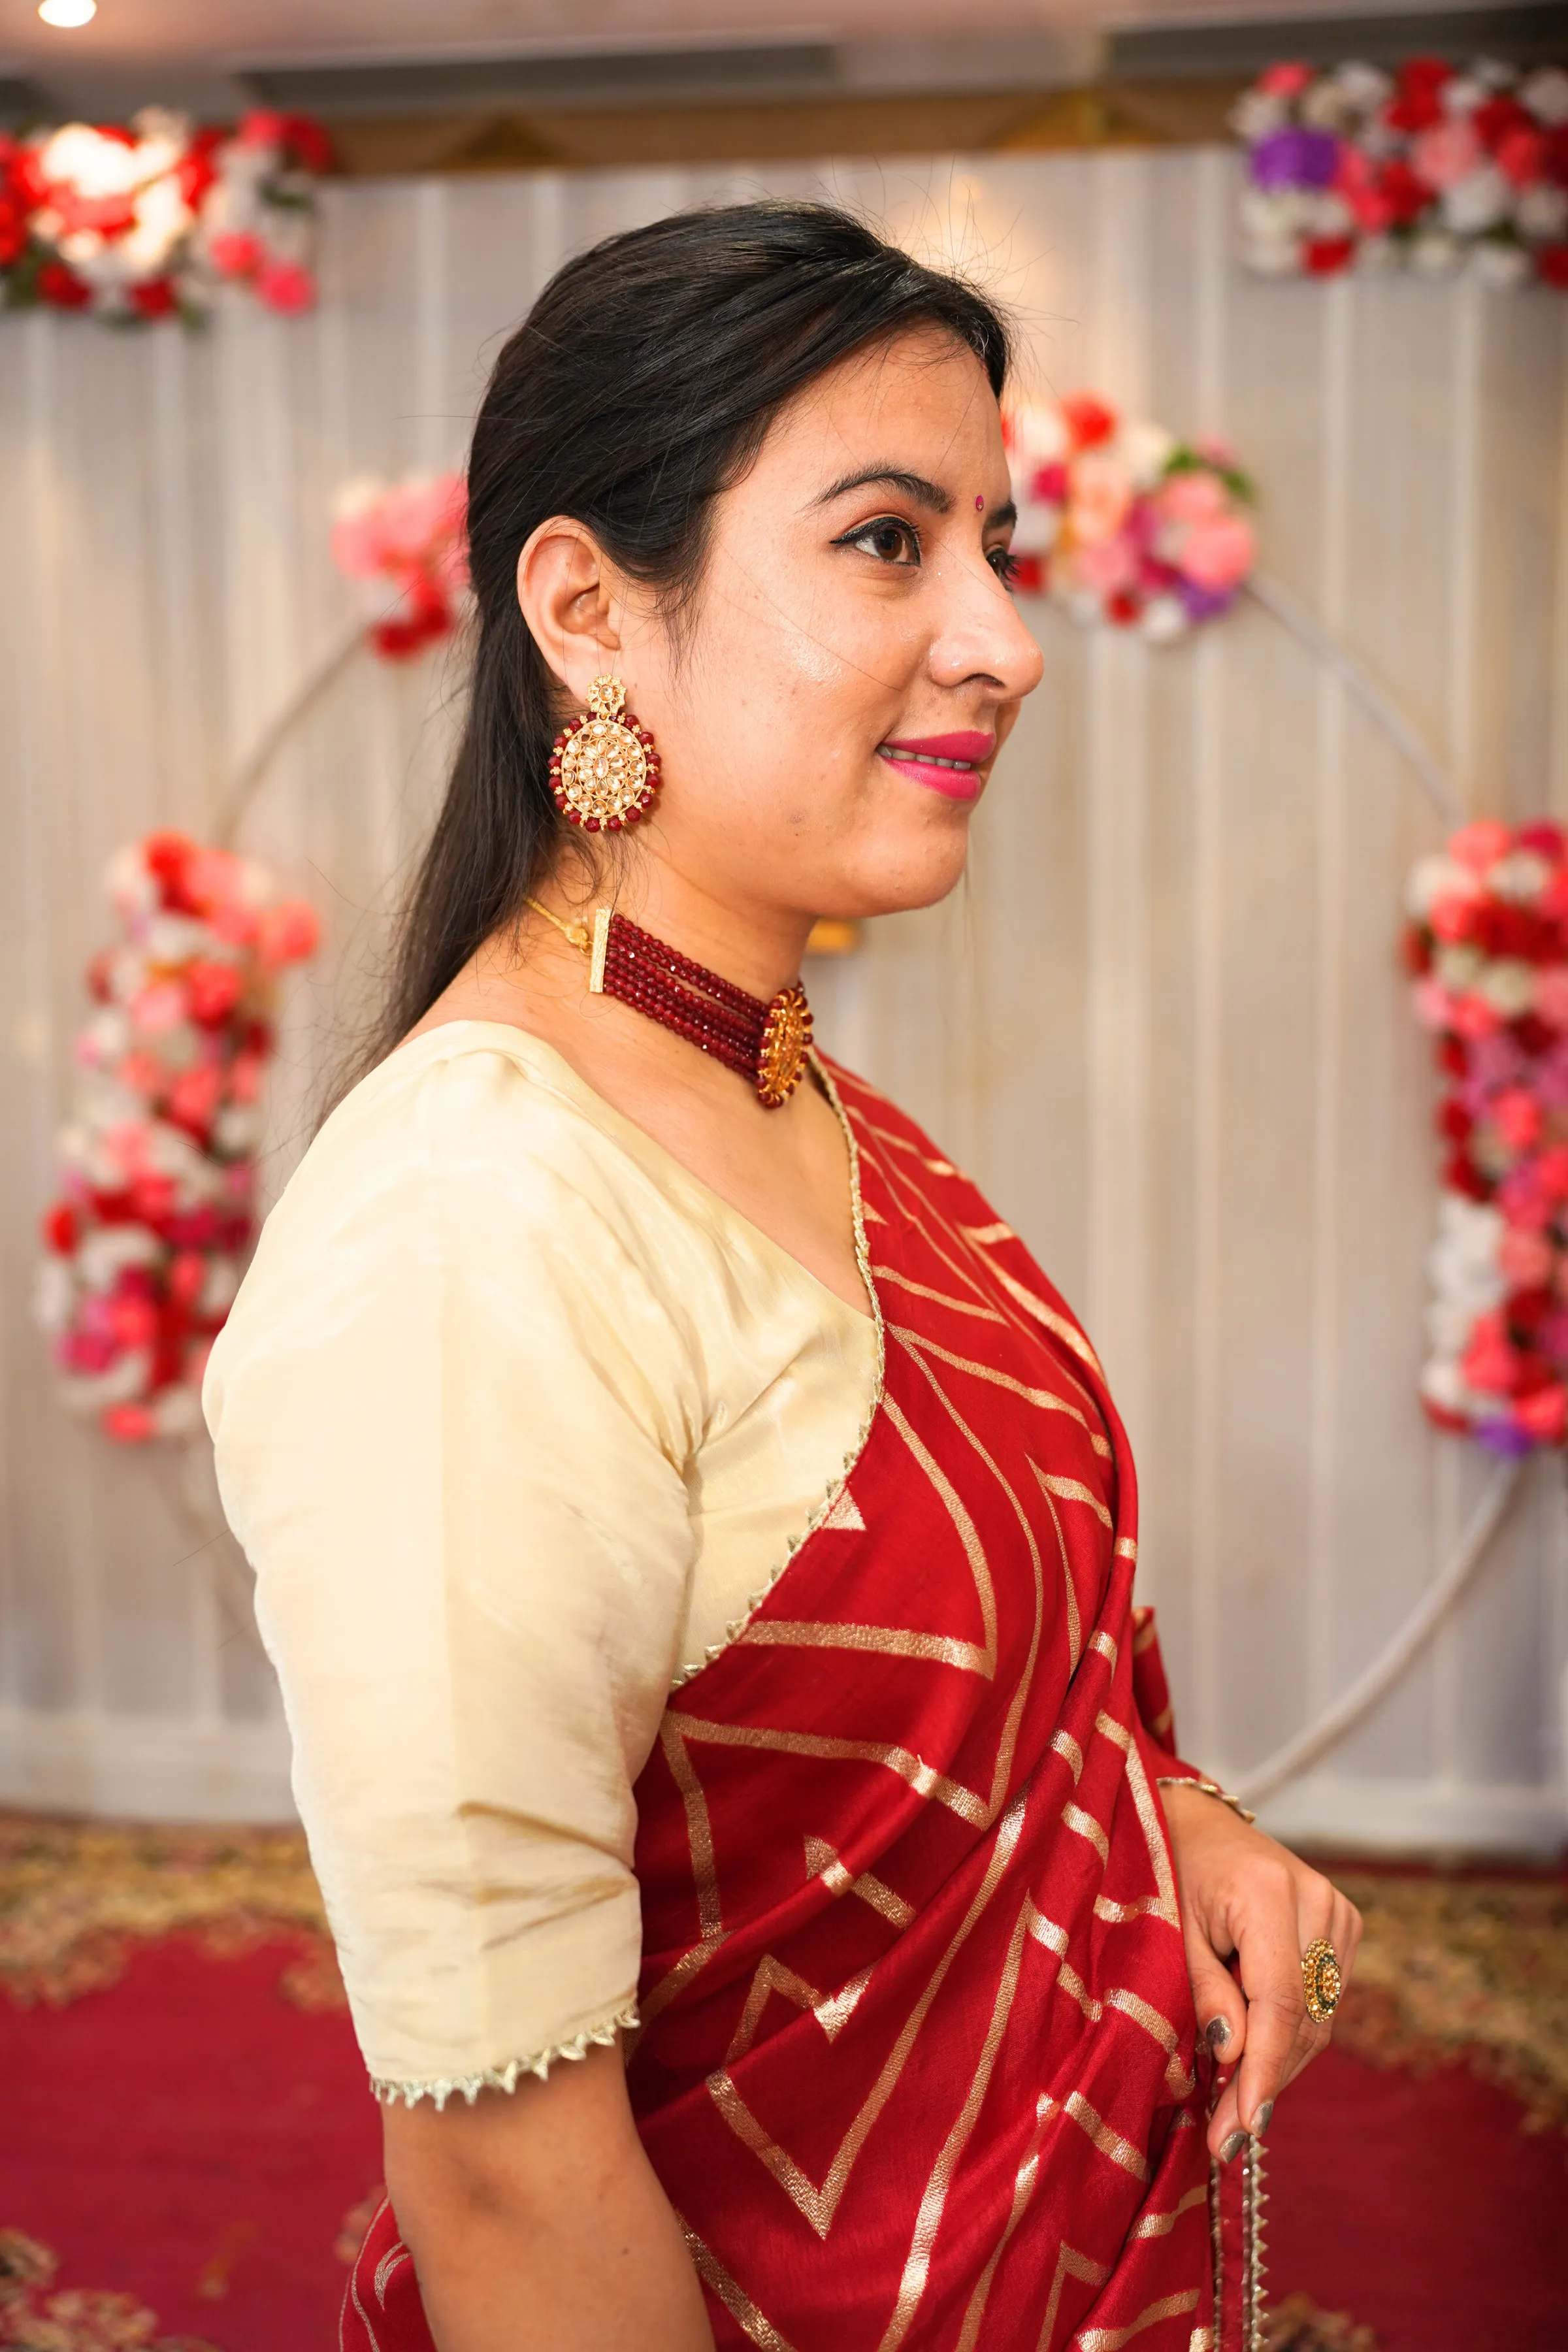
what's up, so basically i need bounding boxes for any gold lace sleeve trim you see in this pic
[370,2002,640,2111]
[668,1051,887,1693]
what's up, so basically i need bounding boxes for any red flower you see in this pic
[1386,55,1454,133]
[130,277,178,320]
[1473,94,1533,152]
[41,1202,77,1255]
[37,261,91,310]
[1544,125,1568,189]
[1106,589,1142,627]
[186,959,243,1024]
[1537,246,1568,291]
[1304,237,1355,276]
[1377,160,1433,228]
[280,114,334,175]
[1059,393,1117,451]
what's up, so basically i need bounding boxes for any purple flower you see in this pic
[1250,126,1341,191]
[1475,1415,1537,1458]
[1179,579,1233,623]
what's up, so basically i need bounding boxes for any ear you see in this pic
[516,519,623,703]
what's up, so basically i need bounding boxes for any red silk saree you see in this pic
[346,1064,1233,2351]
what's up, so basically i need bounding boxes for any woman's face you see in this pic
[612,327,1044,925]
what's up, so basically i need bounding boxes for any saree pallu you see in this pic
[347,1065,1228,2351]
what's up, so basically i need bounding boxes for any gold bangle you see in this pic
[1156,1774,1257,1826]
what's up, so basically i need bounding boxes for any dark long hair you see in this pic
[367,200,1011,1067]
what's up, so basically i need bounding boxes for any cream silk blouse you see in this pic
[204,1022,881,2106]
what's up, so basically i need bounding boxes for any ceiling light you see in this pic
[39,0,97,24]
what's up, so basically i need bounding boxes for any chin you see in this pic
[815,828,975,921]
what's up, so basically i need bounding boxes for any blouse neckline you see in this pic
[374,1019,878,1330]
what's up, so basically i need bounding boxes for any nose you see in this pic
[928,555,1045,705]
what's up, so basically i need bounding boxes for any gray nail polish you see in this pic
[1205,2016,1232,2052]
[1250,2100,1273,2137]
[1220,2130,1248,2164]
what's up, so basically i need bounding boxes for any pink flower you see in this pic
[1462,1313,1520,1394]
[132,980,188,1034]
[256,899,319,968]
[103,1402,156,1444]
[1499,1227,1555,1288]
[1068,463,1134,549]
[1160,472,1228,525]
[1450,994,1501,1039]
[1538,1143,1568,1200]
[1180,515,1256,590]
[1258,62,1313,97]
[208,231,263,280]
[257,259,316,314]
[1492,1087,1543,1150]
[1534,967,1568,1029]
[1413,976,1454,1030]
[1499,1163,1552,1226]
[1448,819,1513,872]
[1412,118,1483,190]
[237,110,289,150]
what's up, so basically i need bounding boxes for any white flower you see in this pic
[1354,235,1398,274]
[1411,231,1461,275]
[1426,1299,1480,1354]
[1405,854,1474,919]
[1332,61,1391,113]
[1301,81,1354,131]
[77,1224,161,1290]
[1241,186,1311,237]
[1473,242,1532,291]
[105,847,158,917]
[1120,419,1177,490]
[1230,90,1288,142]
[1304,191,1354,237]
[151,1384,203,1439]
[1442,76,1488,116]
[81,1007,131,1066]
[1487,849,1550,902]
[1518,184,1568,240]
[1477,957,1535,1017]
[1420,1358,1475,1418]
[1435,943,1484,993]
[214,1103,263,1155]
[1435,1194,1505,1268]
[1241,230,1303,278]
[1441,169,1512,237]
[33,1260,76,1335]
[1522,67,1568,125]
[1141,596,1188,645]
[146,914,209,964]
[1470,57,1516,92]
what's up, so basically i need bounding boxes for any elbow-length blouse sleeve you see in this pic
[204,1039,704,2106]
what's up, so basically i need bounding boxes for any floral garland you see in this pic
[1407,819,1568,1452]
[329,472,469,658]
[0,107,329,321]
[1233,56,1568,286]
[1004,395,1256,640]
[35,833,316,1443]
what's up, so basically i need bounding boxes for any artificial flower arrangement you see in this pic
[35,832,317,1443]
[1407,819,1568,1453]
[1004,395,1256,641]
[329,472,470,658]
[1233,55,1568,286]
[0,106,330,322]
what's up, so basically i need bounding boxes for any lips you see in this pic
[876,730,996,802]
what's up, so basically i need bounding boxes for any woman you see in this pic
[205,203,1360,2352]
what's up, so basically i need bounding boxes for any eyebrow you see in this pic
[815,466,953,514]
[815,470,1019,533]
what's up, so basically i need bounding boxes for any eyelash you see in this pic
[834,514,1019,590]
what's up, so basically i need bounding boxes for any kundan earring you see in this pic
[550,674,661,834]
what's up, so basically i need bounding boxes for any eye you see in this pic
[835,515,921,567]
[987,546,1020,590]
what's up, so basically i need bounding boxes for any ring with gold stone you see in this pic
[1301,1937,1343,2025]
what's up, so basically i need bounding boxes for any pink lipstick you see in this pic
[876,730,995,801]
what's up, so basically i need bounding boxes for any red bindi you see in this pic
[975,495,985,510]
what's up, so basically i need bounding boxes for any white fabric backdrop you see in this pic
[3,149,1567,1848]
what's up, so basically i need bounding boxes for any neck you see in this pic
[544,843,812,1001]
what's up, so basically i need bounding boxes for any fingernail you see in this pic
[1205,2016,1232,2053]
[1220,2130,1248,2165]
[1250,2100,1274,2138]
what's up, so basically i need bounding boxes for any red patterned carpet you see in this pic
[1,1819,1565,2350]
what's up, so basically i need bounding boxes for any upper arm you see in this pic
[205,1047,702,2100]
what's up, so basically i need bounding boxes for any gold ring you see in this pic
[1301,1938,1342,2024]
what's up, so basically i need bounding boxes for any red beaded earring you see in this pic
[549,675,661,833]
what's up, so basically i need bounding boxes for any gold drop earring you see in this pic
[549,675,662,833]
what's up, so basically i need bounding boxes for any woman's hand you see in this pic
[1160,1782,1362,2164]
[383,2039,715,2351]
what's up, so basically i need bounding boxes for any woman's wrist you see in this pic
[1156,1773,1257,1826]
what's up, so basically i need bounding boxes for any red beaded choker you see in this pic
[525,900,813,1109]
